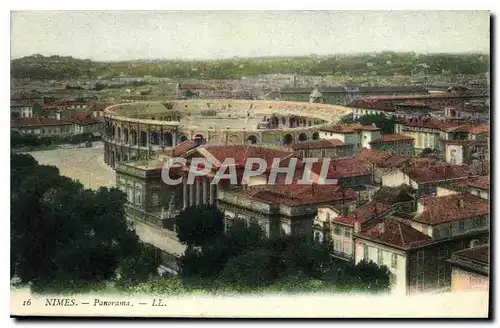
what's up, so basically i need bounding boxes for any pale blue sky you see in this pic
[10,11,490,61]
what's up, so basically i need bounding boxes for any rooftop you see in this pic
[369,134,414,144]
[452,245,489,265]
[246,184,357,207]
[310,157,371,179]
[320,123,380,133]
[451,175,490,191]
[358,219,432,250]
[290,138,345,150]
[334,201,393,227]
[415,193,490,225]
[11,117,73,128]
[406,164,473,184]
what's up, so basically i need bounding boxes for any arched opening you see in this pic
[281,117,286,126]
[123,128,129,144]
[193,134,205,145]
[308,120,312,126]
[117,127,121,141]
[283,133,293,146]
[130,130,138,145]
[298,133,308,142]
[140,131,147,147]
[247,135,258,144]
[111,125,116,139]
[163,132,173,147]
[150,131,160,145]
[312,132,319,140]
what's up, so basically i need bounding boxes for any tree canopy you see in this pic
[10,153,158,291]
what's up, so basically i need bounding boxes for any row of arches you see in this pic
[283,132,320,146]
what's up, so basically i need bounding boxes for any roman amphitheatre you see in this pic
[102,99,352,167]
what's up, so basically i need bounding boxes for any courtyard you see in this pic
[27,143,116,190]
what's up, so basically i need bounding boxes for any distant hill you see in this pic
[10,52,490,80]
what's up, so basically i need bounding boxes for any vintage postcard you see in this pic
[10,10,490,318]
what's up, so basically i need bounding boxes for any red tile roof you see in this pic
[369,134,414,144]
[202,145,294,169]
[247,184,357,206]
[358,219,433,250]
[355,148,410,169]
[334,201,393,226]
[11,117,73,128]
[320,123,380,133]
[452,245,489,264]
[452,175,490,191]
[397,117,472,133]
[416,193,490,225]
[291,139,345,150]
[468,124,489,135]
[166,140,199,157]
[70,115,99,125]
[347,99,397,112]
[406,164,473,184]
[310,157,371,179]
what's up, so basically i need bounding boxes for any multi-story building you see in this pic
[394,117,489,156]
[279,86,428,105]
[318,123,381,154]
[368,134,415,156]
[218,184,357,238]
[447,245,489,293]
[436,175,490,200]
[287,139,354,159]
[71,115,102,135]
[11,117,74,137]
[381,164,475,198]
[354,193,489,295]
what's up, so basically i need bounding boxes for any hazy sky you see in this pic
[11,11,490,61]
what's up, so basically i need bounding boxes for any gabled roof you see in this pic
[334,201,393,227]
[406,164,473,184]
[357,219,432,250]
[369,134,414,144]
[291,139,345,150]
[415,193,490,225]
[310,157,371,179]
[11,117,73,128]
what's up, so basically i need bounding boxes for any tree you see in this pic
[351,113,396,134]
[175,205,224,248]
[10,153,153,290]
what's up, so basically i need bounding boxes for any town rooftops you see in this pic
[190,145,294,169]
[451,175,490,191]
[372,185,414,204]
[70,115,100,125]
[415,193,489,225]
[310,157,371,179]
[355,148,410,169]
[369,134,415,144]
[290,138,345,150]
[357,218,432,250]
[447,245,489,276]
[11,117,73,128]
[319,123,380,133]
[334,201,393,227]
[246,184,357,207]
[406,164,473,184]
[468,124,489,135]
[452,245,489,265]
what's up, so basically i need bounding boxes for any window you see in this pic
[377,249,383,265]
[439,246,449,259]
[459,220,465,233]
[391,253,398,269]
[334,224,341,236]
[416,272,425,291]
[475,217,486,228]
[151,193,159,207]
[364,245,369,260]
[127,188,134,203]
[321,149,326,158]
[343,242,352,257]
[416,250,424,267]
[333,240,341,253]
[135,189,142,205]
[344,228,351,238]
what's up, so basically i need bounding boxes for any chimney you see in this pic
[458,199,465,208]
[377,222,385,234]
[354,220,360,233]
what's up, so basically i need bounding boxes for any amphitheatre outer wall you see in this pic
[102,99,353,167]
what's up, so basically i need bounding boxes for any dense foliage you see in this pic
[343,113,397,135]
[11,131,98,149]
[175,207,391,294]
[11,52,489,80]
[10,153,158,292]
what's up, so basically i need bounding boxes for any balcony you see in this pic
[124,203,178,232]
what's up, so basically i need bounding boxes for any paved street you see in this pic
[27,143,116,190]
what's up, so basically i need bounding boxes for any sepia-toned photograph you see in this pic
[9,10,491,319]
